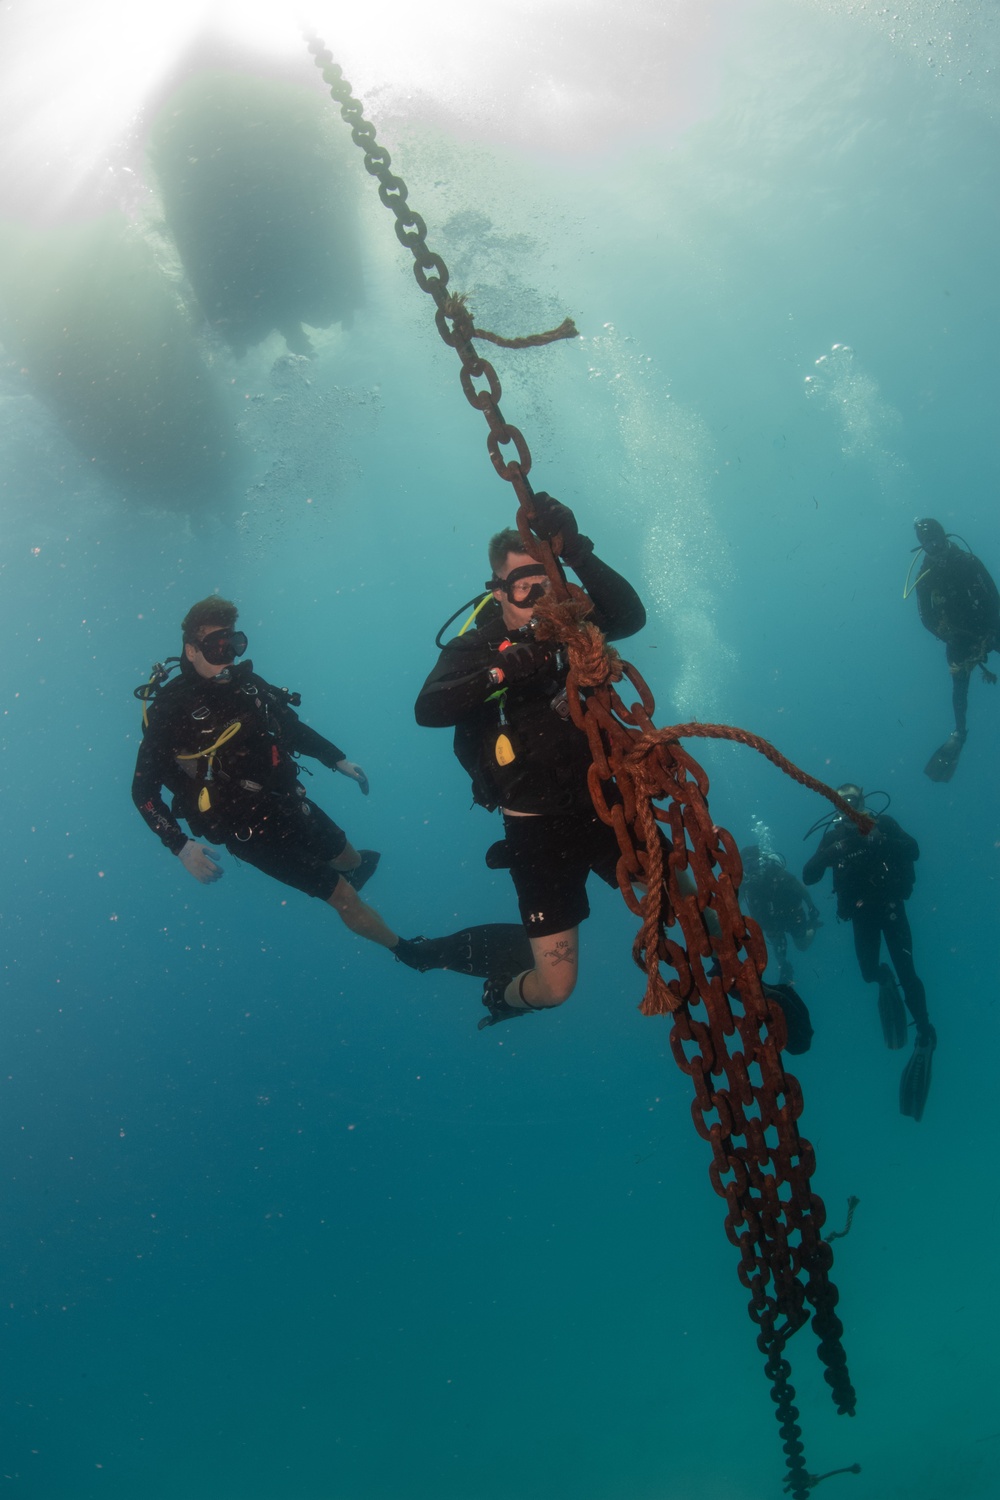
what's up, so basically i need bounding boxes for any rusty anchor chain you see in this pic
[306,34,859,1498]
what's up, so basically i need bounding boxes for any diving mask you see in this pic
[488,563,550,608]
[913,517,948,555]
[193,627,248,665]
[835,783,865,814]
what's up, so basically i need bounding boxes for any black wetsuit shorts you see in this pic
[224,796,348,901]
[503,811,620,937]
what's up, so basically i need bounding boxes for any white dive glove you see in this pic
[178,840,224,884]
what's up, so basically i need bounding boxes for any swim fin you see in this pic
[394,923,533,979]
[478,973,536,1030]
[342,849,380,892]
[924,730,966,783]
[762,982,814,1054]
[877,964,907,1050]
[899,1025,936,1122]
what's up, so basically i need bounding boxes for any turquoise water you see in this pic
[2,2,999,1496]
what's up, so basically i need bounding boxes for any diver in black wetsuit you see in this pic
[414,493,646,1027]
[131,595,419,951]
[910,517,999,781]
[803,783,935,1120]
[739,846,821,985]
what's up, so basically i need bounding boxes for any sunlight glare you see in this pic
[1,0,714,221]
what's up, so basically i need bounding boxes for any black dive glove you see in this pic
[530,491,594,567]
[491,638,558,685]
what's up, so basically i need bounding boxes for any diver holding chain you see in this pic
[415,492,646,1027]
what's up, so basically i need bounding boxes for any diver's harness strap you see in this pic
[176,721,243,812]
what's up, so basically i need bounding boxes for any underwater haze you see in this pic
[1,2,999,1497]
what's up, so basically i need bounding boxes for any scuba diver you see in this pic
[802,784,936,1121]
[414,492,646,1028]
[908,517,999,781]
[132,596,531,977]
[739,845,821,985]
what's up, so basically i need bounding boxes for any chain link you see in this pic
[306,35,856,1497]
